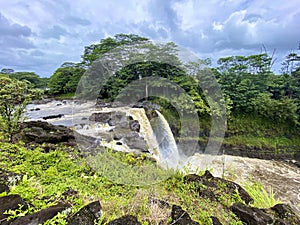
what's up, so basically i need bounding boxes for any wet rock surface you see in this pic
[13,121,75,145]
[77,110,149,153]
[89,112,111,123]
[42,114,64,120]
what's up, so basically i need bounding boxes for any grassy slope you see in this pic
[0,140,280,224]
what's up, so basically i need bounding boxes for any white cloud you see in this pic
[0,0,299,76]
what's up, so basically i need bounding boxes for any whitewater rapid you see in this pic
[26,100,300,213]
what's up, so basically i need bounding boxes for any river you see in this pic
[25,99,300,213]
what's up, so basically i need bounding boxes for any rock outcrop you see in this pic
[106,215,141,225]
[184,170,253,204]
[0,168,299,224]
[68,201,102,225]
[0,195,28,223]
[9,203,71,225]
[13,121,76,145]
[171,205,200,225]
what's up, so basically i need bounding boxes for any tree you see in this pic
[81,33,149,66]
[8,72,47,89]
[0,76,42,141]
[48,65,85,95]
[281,52,300,75]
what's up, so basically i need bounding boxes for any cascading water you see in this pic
[150,110,179,169]
[127,108,160,160]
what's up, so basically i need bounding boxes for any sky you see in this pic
[0,0,299,77]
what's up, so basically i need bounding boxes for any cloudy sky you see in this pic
[0,0,299,77]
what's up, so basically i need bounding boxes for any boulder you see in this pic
[129,120,140,132]
[107,215,141,225]
[0,184,9,193]
[13,121,76,145]
[171,205,200,225]
[68,201,102,225]
[230,202,273,225]
[10,203,71,225]
[184,170,253,205]
[89,112,111,123]
[42,114,64,120]
[0,195,27,222]
[210,216,223,225]
[113,128,148,151]
[270,204,300,224]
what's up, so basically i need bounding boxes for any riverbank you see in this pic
[0,140,299,224]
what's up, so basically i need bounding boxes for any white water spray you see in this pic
[150,110,179,169]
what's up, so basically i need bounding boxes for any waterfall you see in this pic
[127,108,160,160]
[150,110,179,169]
[128,108,179,169]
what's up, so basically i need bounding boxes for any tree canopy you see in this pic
[0,76,42,141]
[46,33,300,126]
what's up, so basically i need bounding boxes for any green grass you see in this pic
[224,135,300,149]
[228,114,299,137]
[242,181,282,208]
[0,141,283,224]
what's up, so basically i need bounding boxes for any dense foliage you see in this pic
[47,64,85,95]
[1,33,299,141]
[48,34,300,127]
[0,76,42,141]
[0,69,48,89]
[216,53,300,125]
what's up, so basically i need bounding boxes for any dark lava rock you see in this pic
[184,170,253,205]
[89,112,111,123]
[113,128,148,151]
[129,120,140,132]
[68,201,102,225]
[42,114,64,120]
[271,204,300,224]
[13,121,75,145]
[107,215,141,225]
[171,205,200,225]
[0,195,27,222]
[10,203,71,225]
[29,108,40,111]
[211,216,223,225]
[0,183,9,193]
[230,202,273,225]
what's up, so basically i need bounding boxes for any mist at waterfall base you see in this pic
[25,101,300,211]
[150,111,180,169]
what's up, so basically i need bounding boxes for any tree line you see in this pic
[1,33,299,141]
